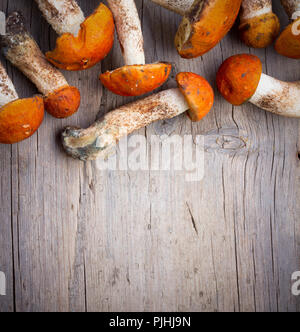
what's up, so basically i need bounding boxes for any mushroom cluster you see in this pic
[0,12,81,119]
[0,0,299,156]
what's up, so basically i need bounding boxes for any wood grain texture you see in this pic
[0,0,299,312]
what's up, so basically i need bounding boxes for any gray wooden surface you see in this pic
[0,0,299,312]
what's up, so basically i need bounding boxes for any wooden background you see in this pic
[0,0,299,312]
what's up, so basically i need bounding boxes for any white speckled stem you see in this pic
[34,0,85,36]
[281,0,300,18]
[150,0,194,16]
[0,61,18,107]
[93,88,188,137]
[240,0,272,21]
[4,33,68,96]
[63,89,189,160]
[107,0,145,65]
[250,73,300,117]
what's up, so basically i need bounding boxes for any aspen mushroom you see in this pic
[99,0,171,97]
[0,12,80,119]
[217,54,300,118]
[34,0,115,71]
[0,61,44,144]
[239,0,280,48]
[150,0,242,59]
[62,72,214,161]
[275,0,300,59]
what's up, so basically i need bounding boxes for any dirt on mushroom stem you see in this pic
[281,0,300,18]
[0,61,18,107]
[34,0,85,36]
[1,11,81,118]
[62,89,190,161]
[217,54,300,118]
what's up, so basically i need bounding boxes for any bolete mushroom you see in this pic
[0,61,44,144]
[0,12,80,119]
[62,72,214,161]
[217,54,300,117]
[275,0,300,59]
[34,0,115,70]
[239,0,280,48]
[149,0,242,59]
[99,0,171,97]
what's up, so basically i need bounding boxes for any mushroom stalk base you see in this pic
[107,0,145,66]
[150,0,194,16]
[62,89,189,161]
[2,14,68,96]
[240,0,272,20]
[281,0,300,18]
[250,73,300,117]
[34,0,85,36]
[0,62,18,107]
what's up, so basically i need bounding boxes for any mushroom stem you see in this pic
[250,73,300,117]
[0,62,18,107]
[281,0,300,18]
[1,12,68,96]
[106,0,145,65]
[34,0,85,36]
[217,54,300,117]
[150,0,194,16]
[240,0,272,20]
[62,89,189,161]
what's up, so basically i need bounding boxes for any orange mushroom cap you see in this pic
[175,0,242,59]
[0,96,44,144]
[176,72,214,122]
[239,12,280,48]
[44,86,81,119]
[100,63,172,97]
[216,54,263,106]
[46,3,115,71]
[275,18,300,59]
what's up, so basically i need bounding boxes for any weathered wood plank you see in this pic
[0,0,299,312]
[0,0,15,314]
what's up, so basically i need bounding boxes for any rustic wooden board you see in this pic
[0,0,299,312]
